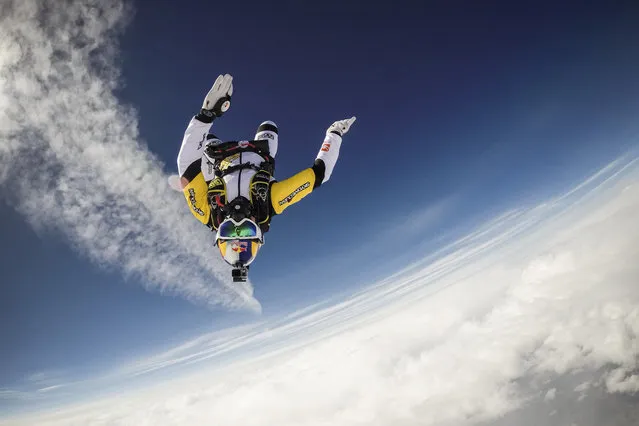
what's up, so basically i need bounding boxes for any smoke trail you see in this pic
[0,0,260,311]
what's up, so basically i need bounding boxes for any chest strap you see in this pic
[205,139,271,161]
[219,162,261,177]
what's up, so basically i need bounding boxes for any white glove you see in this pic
[327,116,356,136]
[201,74,234,118]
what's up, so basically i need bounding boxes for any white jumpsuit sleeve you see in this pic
[177,117,213,176]
[314,132,342,184]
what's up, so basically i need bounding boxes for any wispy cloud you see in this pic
[0,389,39,402]
[36,385,65,394]
[0,0,259,310]
[6,153,639,425]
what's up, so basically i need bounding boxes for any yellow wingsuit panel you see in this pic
[271,168,316,215]
[182,172,211,226]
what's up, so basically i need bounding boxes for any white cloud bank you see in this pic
[5,151,639,426]
[0,0,258,310]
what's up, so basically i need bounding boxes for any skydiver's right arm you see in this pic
[270,117,356,215]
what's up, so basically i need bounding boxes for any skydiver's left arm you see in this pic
[178,73,234,177]
[177,116,215,226]
[177,74,234,226]
[270,117,356,215]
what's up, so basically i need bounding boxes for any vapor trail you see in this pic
[0,0,260,311]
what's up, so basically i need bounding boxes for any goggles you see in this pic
[216,218,263,242]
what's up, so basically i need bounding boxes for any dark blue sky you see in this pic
[2,0,639,413]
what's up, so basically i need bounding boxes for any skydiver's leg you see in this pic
[254,121,278,158]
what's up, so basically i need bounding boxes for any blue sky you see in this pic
[2,0,639,416]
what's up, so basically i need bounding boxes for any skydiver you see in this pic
[176,74,356,282]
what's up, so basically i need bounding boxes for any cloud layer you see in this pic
[5,153,639,425]
[0,0,258,310]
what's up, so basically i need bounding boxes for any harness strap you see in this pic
[205,139,271,161]
[217,162,261,177]
[205,139,275,234]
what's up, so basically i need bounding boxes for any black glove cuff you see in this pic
[195,108,216,123]
[212,96,231,117]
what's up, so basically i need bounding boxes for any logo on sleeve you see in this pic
[188,188,205,216]
[278,182,310,206]
[258,132,275,140]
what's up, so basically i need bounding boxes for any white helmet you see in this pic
[216,218,263,267]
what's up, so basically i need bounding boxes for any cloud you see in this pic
[36,385,65,394]
[0,389,38,402]
[5,153,639,425]
[544,388,556,401]
[0,0,259,310]
[25,370,65,387]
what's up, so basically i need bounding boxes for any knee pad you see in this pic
[254,120,278,157]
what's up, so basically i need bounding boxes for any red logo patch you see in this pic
[231,242,248,253]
